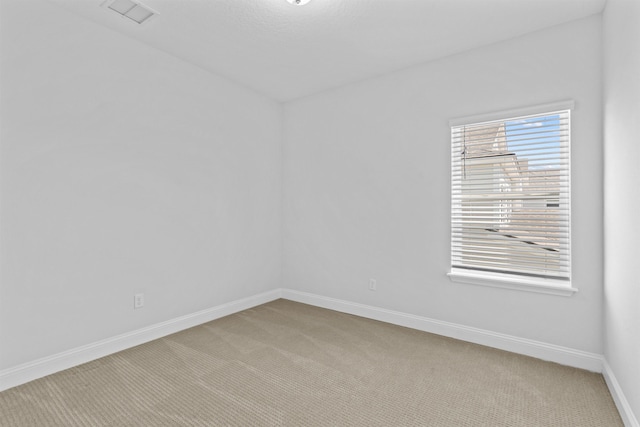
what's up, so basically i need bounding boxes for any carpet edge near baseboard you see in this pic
[2,287,636,427]
[280,289,604,372]
[0,289,282,392]
[603,359,640,427]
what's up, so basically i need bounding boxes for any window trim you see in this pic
[448,268,578,296]
[448,100,576,296]
[449,100,575,128]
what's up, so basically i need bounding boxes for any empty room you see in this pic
[0,0,638,425]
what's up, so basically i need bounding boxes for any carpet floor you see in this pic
[0,299,623,426]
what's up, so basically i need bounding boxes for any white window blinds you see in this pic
[451,108,571,281]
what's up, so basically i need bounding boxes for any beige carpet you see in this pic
[0,299,623,426]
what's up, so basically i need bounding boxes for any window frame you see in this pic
[447,101,578,297]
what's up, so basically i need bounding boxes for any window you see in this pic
[448,102,576,296]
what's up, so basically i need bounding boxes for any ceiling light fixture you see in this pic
[287,0,312,5]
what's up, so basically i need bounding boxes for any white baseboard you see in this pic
[5,286,634,426]
[603,359,640,427]
[280,289,604,372]
[0,289,282,392]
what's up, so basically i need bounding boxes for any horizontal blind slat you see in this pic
[451,108,571,281]
[452,264,569,280]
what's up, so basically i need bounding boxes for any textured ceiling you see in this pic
[48,0,607,102]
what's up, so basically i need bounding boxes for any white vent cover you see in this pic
[103,0,157,25]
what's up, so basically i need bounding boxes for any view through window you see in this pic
[451,109,571,282]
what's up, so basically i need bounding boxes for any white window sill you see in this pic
[447,269,578,297]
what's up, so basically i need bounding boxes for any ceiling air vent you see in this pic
[103,0,158,25]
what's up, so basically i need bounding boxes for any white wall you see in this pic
[283,16,603,353]
[0,0,618,395]
[603,0,640,421]
[0,0,282,370]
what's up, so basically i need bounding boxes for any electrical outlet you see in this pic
[369,279,377,291]
[134,293,144,309]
